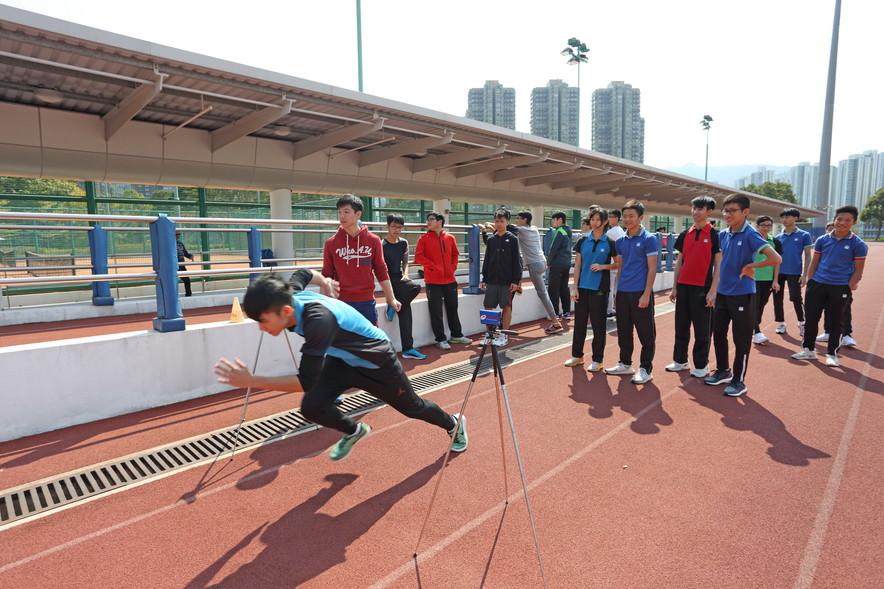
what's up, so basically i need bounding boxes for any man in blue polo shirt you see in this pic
[773,207,813,336]
[565,208,620,371]
[704,194,781,397]
[792,206,867,367]
[606,200,659,384]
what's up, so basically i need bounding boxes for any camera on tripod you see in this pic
[479,309,502,328]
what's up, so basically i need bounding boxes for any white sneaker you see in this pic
[776,323,787,334]
[631,368,653,384]
[605,362,635,375]
[690,366,710,378]
[825,354,840,367]
[842,335,857,347]
[563,356,585,367]
[799,322,806,337]
[493,333,508,347]
[792,348,818,361]
[436,340,452,350]
[816,333,830,342]
[664,362,690,372]
[587,361,603,372]
[752,332,769,345]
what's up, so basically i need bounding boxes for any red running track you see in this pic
[0,247,882,588]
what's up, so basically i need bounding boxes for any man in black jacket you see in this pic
[481,210,522,347]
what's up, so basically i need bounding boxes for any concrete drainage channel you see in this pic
[0,303,674,528]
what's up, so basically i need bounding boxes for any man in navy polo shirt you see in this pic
[704,194,781,397]
[792,206,867,367]
[666,195,721,378]
[565,208,620,371]
[606,200,659,384]
[773,207,813,336]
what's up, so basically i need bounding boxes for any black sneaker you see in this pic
[723,381,747,397]
[703,369,733,386]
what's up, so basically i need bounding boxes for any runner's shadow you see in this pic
[683,383,830,466]
[188,456,445,588]
[614,380,673,435]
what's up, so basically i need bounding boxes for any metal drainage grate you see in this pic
[0,304,675,528]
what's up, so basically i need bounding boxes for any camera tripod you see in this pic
[414,324,548,588]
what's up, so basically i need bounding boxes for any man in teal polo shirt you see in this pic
[751,216,783,345]
[606,200,659,384]
[704,195,781,397]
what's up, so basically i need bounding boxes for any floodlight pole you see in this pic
[815,0,841,230]
[356,0,364,92]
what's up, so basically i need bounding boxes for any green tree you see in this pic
[742,181,798,205]
[860,188,884,241]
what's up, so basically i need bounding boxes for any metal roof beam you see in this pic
[293,118,385,160]
[359,133,453,167]
[103,75,164,140]
[211,101,292,151]
[549,167,614,189]
[493,161,582,183]
[454,153,548,179]
[411,145,507,173]
[573,176,646,193]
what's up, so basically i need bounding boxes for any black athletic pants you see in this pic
[615,290,656,372]
[547,266,571,315]
[301,356,454,436]
[802,280,851,355]
[823,292,853,336]
[712,293,756,383]
[672,283,712,368]
[571,288,608,362]
[391,278,421,351]
[178,264,192,296]
[754,280,775,333]
[773,273,804,322]
[425,282,465,342]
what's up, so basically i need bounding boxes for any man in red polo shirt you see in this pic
[666,196,721,378]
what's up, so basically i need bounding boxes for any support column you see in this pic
[432,198,451,218]
[270,188,294,281]
[673,216,685,234]
[530,205,545,227]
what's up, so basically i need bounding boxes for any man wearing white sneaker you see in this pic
[751,216,782,345]
[666,196,721,377]
[793,206,867,367]
[704,195,781,397]
[773,208,813,337]
[480,210,522,348]
[606,201,659,384]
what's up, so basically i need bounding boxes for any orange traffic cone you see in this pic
[229,297,245,323]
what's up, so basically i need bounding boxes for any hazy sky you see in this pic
[4,0,882,171]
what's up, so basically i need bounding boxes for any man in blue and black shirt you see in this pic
[215,270,468,462]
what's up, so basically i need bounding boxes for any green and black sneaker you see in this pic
[450,414,468,453]
[329,422,371,461]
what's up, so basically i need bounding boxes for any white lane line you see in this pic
[793,308,884,589]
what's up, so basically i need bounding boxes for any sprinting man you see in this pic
[382,213,426,360]
[565,208,619,371]
[751,216,783,345]
[322,194,400,325]
[545,211,573,321]
[792,206,867,367]
[666,195,721,377]
[773,207,813,337]
[214,271,467,462]
[704,194,781,397]
[480,209,522,347]
[606,200,659,384]
[414,211,472,350]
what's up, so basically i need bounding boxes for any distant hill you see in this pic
[663,164,791,188]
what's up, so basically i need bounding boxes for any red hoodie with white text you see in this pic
[322,225,390,302]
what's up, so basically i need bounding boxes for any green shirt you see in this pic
[754,235,776,282]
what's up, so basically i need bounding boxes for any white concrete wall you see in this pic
[1,274,673,442]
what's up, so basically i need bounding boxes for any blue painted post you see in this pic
[655,233,663,273]
[665,233,675,271]
[247,227,262,282]
[87,225,114,306]
[462,224,483,294]
[149,214,185,332]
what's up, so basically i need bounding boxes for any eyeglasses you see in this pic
[722,207,743,215]
[757,223,772,228]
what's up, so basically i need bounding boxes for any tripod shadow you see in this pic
[188,456,446,588]
[683,382,830,466]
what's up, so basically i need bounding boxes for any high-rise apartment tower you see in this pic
[591,81,645,163]
[466,80,516,130]
[530,79,579,146]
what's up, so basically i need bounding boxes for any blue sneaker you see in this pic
[450,414,468,452]
[385,305,396,322]
[329,422,371,461]
[334,395,344,405]
[402,348,427,360]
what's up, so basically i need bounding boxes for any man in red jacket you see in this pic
[414,211,472,350]
[322,194,400,326]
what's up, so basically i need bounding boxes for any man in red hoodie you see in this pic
[414,211,471,350]
[322,194,400,326]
